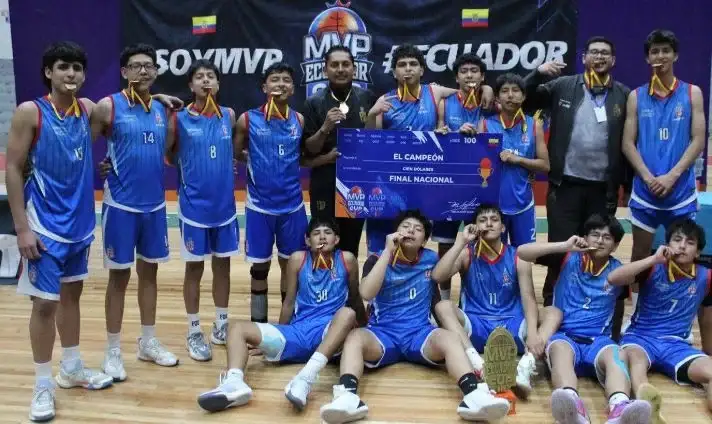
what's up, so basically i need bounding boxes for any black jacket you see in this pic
[523,70,633,201]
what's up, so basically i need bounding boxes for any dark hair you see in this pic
[325,45,354,65]
[582,214,625,244]
[394,209,432,240]
[187,59,220,83]
[453,53,486,75]
[120,43,157,68]
[644,29,679,55]
[494,73,525,95]
[666,218,706,251]
[585,36,616,56]
[392,44,425,69]
[261,62,295,84]
[306,216,340,237]
[471,203,503,222]
[41,41,87,90]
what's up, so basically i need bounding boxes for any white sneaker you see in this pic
[211,322,227,345]
[29,384,55,422]
[551,388,591,424]
[137,337,179,367]
[186,332,212,361]
[197,369,253,412]
[285,376,312,410]
[55,362,113,390]
[102,347,127,382]
[320,385,369,424]
[515,352,537,398]
[456,382,510,422]
[466,347,485,380]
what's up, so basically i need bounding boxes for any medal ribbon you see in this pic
[265,94,288,121]
[187,90,222,118]
[583,69,611,93]
[459,88,480,109]
[397,84,421,102]
[583,253,609,276]
[475,239,502,259]
[47,94,80,119]
[313,251,334,271]
[499,108,526,132]
[649,71,678,98]
[668,260,694,281]
[330,89,352,107]
[391,243,418,266]
[123,81,152,113]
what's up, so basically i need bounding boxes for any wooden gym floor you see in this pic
[0,209,711,423]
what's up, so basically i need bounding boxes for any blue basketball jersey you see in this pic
[245,106,303,215]
[485,115,537,214]
[104,92,167,212]
[25,97,95,242]
[460,244,523,319]
[175,107,236,227]
[291,250,350,325]
[383,84,438,130]
[368,248,438,329]
[628,262,710,339]
[553,252,623,338]
[443,92,481,130]
[631,82,696,209]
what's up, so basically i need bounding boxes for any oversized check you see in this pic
[335,128,503,219]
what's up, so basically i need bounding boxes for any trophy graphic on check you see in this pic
[479,157,493,187]
[483,327,518,415]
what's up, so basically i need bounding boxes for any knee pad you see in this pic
[254,322,286,361]
[250,265,269,281]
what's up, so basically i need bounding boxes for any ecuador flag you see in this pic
[192,16,217,35]
[461,9,488,28]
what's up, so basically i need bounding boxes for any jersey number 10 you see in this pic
[659,127,670,141]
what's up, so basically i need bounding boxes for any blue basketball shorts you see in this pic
[17,233,93,301]
[255,316,333,363]
[245,206,308,263]
[546,332,618,385]
[629,200,697,234]
[502,207,536,247]
[101,204,170,269]
[179,218,240,262]
[621,332,707,384]
[461,308,526,354]
[364,324,443,369]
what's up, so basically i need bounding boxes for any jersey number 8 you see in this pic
[210,145,217,159]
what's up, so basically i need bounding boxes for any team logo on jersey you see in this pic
[603,282,613,294]
[521,133,530,144]
[301,1,373,98]
[425,270,432,280]
[155,112,165,127]
[688,283,697,296]
[502,271,513,287]
[222,125,229,138]
[106,246,115,259]
[674,103,684,121]
[289,124,299,138]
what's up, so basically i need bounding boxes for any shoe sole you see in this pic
[137,353,179,367]
[211,335,226,345]
[29,411,55,422]
[198,391,251,412]
[457,402,510,421]
[617,400,652,424]
[285,390,306,410]
[101,367,127,383]
[320,406,368,424]
[551,390,580,424]
[55,374,113,390]
[637,383,666,424]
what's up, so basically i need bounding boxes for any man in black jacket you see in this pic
[302,46,378,258]
[524,37,632,336]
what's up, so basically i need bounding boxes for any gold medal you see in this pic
[339,102,349,115]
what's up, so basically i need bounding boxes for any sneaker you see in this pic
[186,332,212,361]
[637,383,667,424]
[102,347,127,382]
[606,399,651,424]
[514,352,537,399]
[320,385,369,424]
[551,388,591,424]
[137,337,179,366]
[29,382,55,422]
[285,376,313,410]
[456,382,510,422]
[211,322,227,345]
[55,362,113,390]
[197,369,253,412]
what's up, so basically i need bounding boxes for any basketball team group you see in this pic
[6,26,710,424]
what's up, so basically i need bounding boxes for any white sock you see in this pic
[609,392,629,407]
[564,387,579,398]
[107,332,121,350]
[297,352,328,382]
[465,347,483,369]
[215,307,229,327]
[440,288,451,301]
[35,361,53,386]
[226,368,244,380]
[141,325,156,340]
[61,345,81,371]
[187,313,201,335]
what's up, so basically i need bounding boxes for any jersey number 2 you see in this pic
[582,297,592,309]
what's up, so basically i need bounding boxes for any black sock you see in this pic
[281,291,286,302]
[250,289,268,323]
[339,374,359,394]
[563,386,579,396]
[458,372,479,395]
